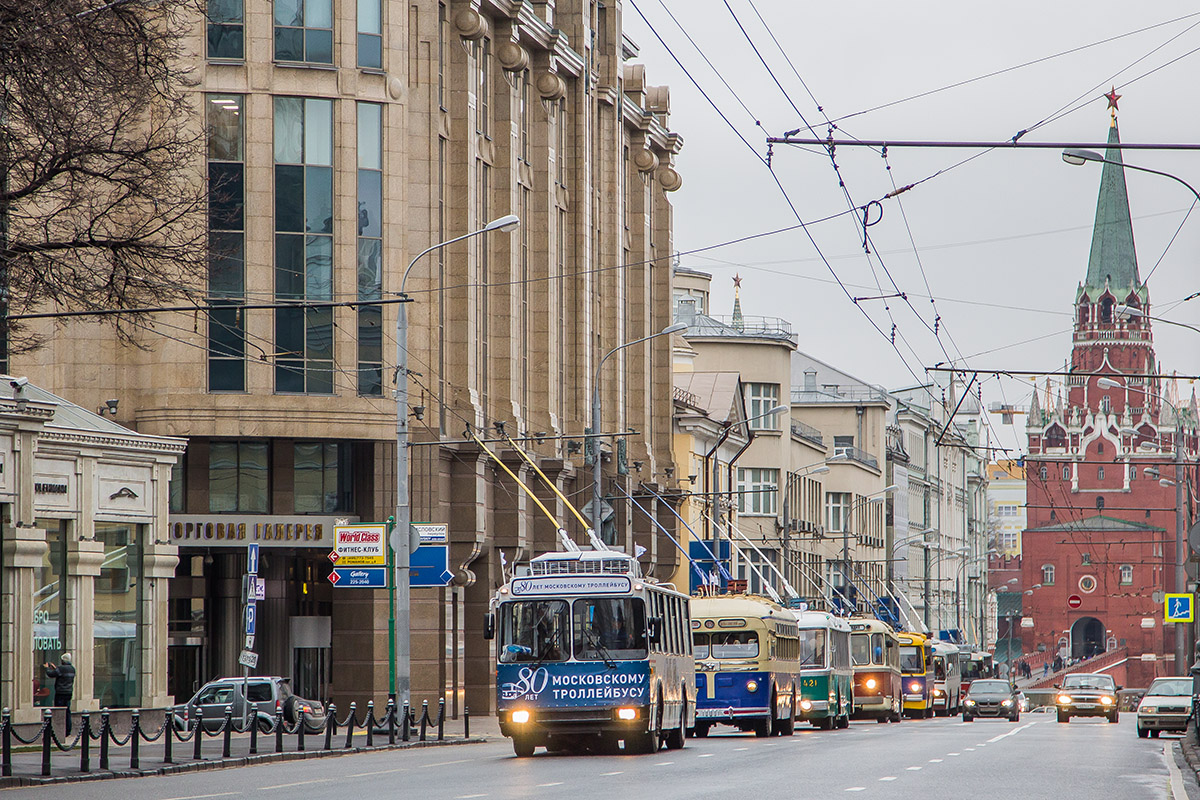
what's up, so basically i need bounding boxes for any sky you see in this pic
[624,1,1200,459]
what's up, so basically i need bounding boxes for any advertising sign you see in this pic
[510,575,632,597]
[331,524,386,566]
[328,567,388,588]
[497,661,649,708]
[412,523,449,544]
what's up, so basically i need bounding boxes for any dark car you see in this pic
[1055,672,1119,723]
[962,679,1020,722]
[174,676,325,733]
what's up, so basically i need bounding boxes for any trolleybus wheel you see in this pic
[665,691,687,750]
[817,716,834,730]
[752,717,771,737]
[693,721,710,738]
[512,737,535,758]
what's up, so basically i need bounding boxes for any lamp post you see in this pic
[1097,375,1190,672]
[590,322,688,544]
[393,213,519,705]
[837,485,897,613]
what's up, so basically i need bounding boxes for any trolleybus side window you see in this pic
[831,629,849,669]
[798,629,825,667]
[710,630,758,659]
[572,597,647,661]
[499,600,569,663]
[694,632,710,659]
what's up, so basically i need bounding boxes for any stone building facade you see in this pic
[16,0,684,715]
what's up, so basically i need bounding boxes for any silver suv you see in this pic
[174,676,325,733]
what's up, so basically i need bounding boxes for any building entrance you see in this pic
[1070,616,1106,661]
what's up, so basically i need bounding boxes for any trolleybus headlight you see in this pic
[617,707,637,721]
[1101,696,1114,705]
[934,689,943,697]
[910,682,921,693]
[800,699,812,711]
[865,678,877,690]
[746,680,759,693]
[1057,695,1072,704]
[511,709,531,724]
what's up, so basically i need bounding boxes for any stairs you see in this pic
[1020,647,1129,690]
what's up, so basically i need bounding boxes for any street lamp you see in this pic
[393,213,520,706]
[1114,305,1200,338]
[836,485,897,612]
[590,321,688,544]
[1098,374,1189,672]
[1062,148,1200,205]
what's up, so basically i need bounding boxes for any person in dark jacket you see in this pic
[43,653,75,734]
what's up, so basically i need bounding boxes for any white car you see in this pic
[1136,677,1193,738]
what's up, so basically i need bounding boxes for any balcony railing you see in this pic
[792,384,890,403]
[790,419,824,447]
[703,314,796,341]
[834,445,879,470]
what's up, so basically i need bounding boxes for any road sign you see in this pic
[244,634,255,650]
[238,650,259,669]
[247,543,260,576]
[412,523,448,544]
[328,567,388,588]
[332,524,386,566]
[411,544,454,587]
[244,601,257,635]
[250,576,265,601]
[1165,593,1194,623]
[1067,595,1082,609]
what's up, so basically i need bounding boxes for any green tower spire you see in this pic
[1084,119,1140,293]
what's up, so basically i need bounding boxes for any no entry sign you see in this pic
[1067,595,1083,609]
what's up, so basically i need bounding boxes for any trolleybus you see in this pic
[897,631,935,718]
[931,640,962,715]
[849,618,902,722]
[488,548,695,756]
[960,649,995,695]
[691,595,800,737]
[794,610,853,729]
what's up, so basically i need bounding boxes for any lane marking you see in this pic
[906,766,921,771]
[1166,742,1188,800]
[846,789,866,793]
[421,758,475,768]
[162,794,241,800]
[537,783,564,788]
[880,776,897,781]
[948,752,961,756]
[260,780,334,791]
[965,748,975,752]
[734,747,749,751]
[698,753,715,758]
[986,721,1037,743]
[601,772,624,776]
[457,795,488,799]
[655,762,674,766]
[929,758,943,763]
[350,768,408,777]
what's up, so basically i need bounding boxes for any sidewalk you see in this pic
[0,713,500,788]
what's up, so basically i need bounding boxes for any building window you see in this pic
[476,160,490,404]
[1097,466,1105,480]
[357,102,383,395]
[475,38,491,136]
[169,460,186,514]
[207,94,246,392]
[1039,466,1047,480]
[519,69,531,164]
[208,0,244,59]
[1129,464,1137,480]
[826,492,852,532]
[294,442,353,513]
[1119,564,1133,585]
[997,504,1019,517]
[94,523,141,708]
[746,383,781,430]
[357,0,382,68]
[1097,442,1105,454]
[556,96,568,186]
[209,441,269,513]
[274,97,334,394]
[1042,564,1055,586]
[1062,466,1070,480]
[275,0,334,64]
[737,468,779,516]
[436,3,447,106]
[33,520,67,701]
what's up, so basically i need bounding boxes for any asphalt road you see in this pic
[4,712,1196,800]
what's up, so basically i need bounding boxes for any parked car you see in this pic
[174,676,324,733]
[1055,672,1119,723]
[1137,676,1193,738]
[962,679,1020,722]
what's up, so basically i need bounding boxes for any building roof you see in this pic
[1084,120,1141,295]
[3,377,134,436]
[674,371,743,425]
[1025,514,1164,533]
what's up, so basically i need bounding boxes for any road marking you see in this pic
[421,758,475,768]
[906,766,921,771]
[655,762,674,766]
[537,783,563,788]
[734,747,749,751]
[879,776,897,781]
[350,768,408,777]
[162,794,241,800]
[964,748,975,751]
[1166,742,1188,800]
[948,752,960,756]
[929,758,943,763]
[986,721,1036,743]
[698,753,714,758]
[456,795,488,799]
[846,788,866,792]
[260,780,334,791]
[601,771,624,776]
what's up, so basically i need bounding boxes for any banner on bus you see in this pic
[510,575,631,597]
[498,661,649,707]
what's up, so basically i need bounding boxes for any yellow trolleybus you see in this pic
[897,631,935,718]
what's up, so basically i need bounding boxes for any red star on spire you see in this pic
[732,274,742,289]
[1105,86,1121,111]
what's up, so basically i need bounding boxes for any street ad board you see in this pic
[330,524,387,566]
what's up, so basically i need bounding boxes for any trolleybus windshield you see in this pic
[900,646,923,673]
[706,631,758,659]
[499,600,570,663]
[798,629,826,667]
[572,598,647,661]
[852,633,885,666]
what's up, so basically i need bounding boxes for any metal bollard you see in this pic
[387,699,396,745]
[99,708,111,771]
[275,709,284,753]
[324,704,336,750]
[464,706,470,739]
[297,709,306,752]
[419,700,428,742]
[344,702,356,749]
[401,702,411,742]
[2,707,12,777]
[41,708,52,777]
[366,701,374,747]
[163,711,173,764]
[130,709,140,770]
[249,708,258,755]
[80,712,91,772]
[222,705,233,759]
[192,707,204,761]
[437,698,444,742]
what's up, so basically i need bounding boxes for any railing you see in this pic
[790,419,824,447]
[0,698,468,780]
[703,314,796,341]
[672,385,703,409]
[791,385,891,404]
[835,445,879,470]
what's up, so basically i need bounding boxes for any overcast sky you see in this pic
[625,2,1200,458]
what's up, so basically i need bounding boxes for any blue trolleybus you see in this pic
[691,595,800,737]
[488,548,695,757]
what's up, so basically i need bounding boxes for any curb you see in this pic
[1181,721,1200,777]
[0,735,490,787]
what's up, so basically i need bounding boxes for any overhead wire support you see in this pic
[767,137,1200,151]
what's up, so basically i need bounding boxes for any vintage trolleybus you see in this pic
[959,649,995,695]
[931,640,962,715]
[691,595,800,737]
[794,610,853,729]
[897,631,935,718]
[849,618,902,722]
[488,548,695,757]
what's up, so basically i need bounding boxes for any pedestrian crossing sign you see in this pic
[1165,593,1194,623]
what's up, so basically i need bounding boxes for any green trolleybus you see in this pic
[794,610,853,729]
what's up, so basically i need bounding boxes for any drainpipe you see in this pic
[725,430,756,583]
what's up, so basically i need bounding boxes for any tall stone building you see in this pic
[15,1,685,715]
[1021,115,1199,686]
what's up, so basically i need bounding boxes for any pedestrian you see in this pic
[1043,662,1050,678]
[1024,661,1032,679]
[43,653,75,735]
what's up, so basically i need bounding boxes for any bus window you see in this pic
[851,634,871,666]
[572,598,647,661]
[899,646,923,674]
[799,630,825,667]
[933,657,946,680]
[694,633,710,659]
[711,631,758,659]
[871,634,884,665]
[499,600,570,663]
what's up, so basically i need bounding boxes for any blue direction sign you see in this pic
[329,567,388,588]
[247,543,260,576]
[411,544,453,587]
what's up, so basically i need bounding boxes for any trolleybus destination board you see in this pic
[498,662,649,707]
[510,575,632,596]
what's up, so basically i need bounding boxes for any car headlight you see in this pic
[746,680,759,693]
[1057,695,1072,704]
[511,709,531,724]
[1100,696,1114,705]
[865,678,877,690]
[910,682,921,693]
[1140,705,1156,714]
[1001,699,1013,707]
[965,699,976,706]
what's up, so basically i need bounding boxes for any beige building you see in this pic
[15,1,684,716]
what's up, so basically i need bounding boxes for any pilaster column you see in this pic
[1,526,47,723]
[140,542,179,707]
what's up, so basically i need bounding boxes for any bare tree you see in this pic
[0,0,206,354]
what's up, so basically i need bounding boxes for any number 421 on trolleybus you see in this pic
[486,548,695,757]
